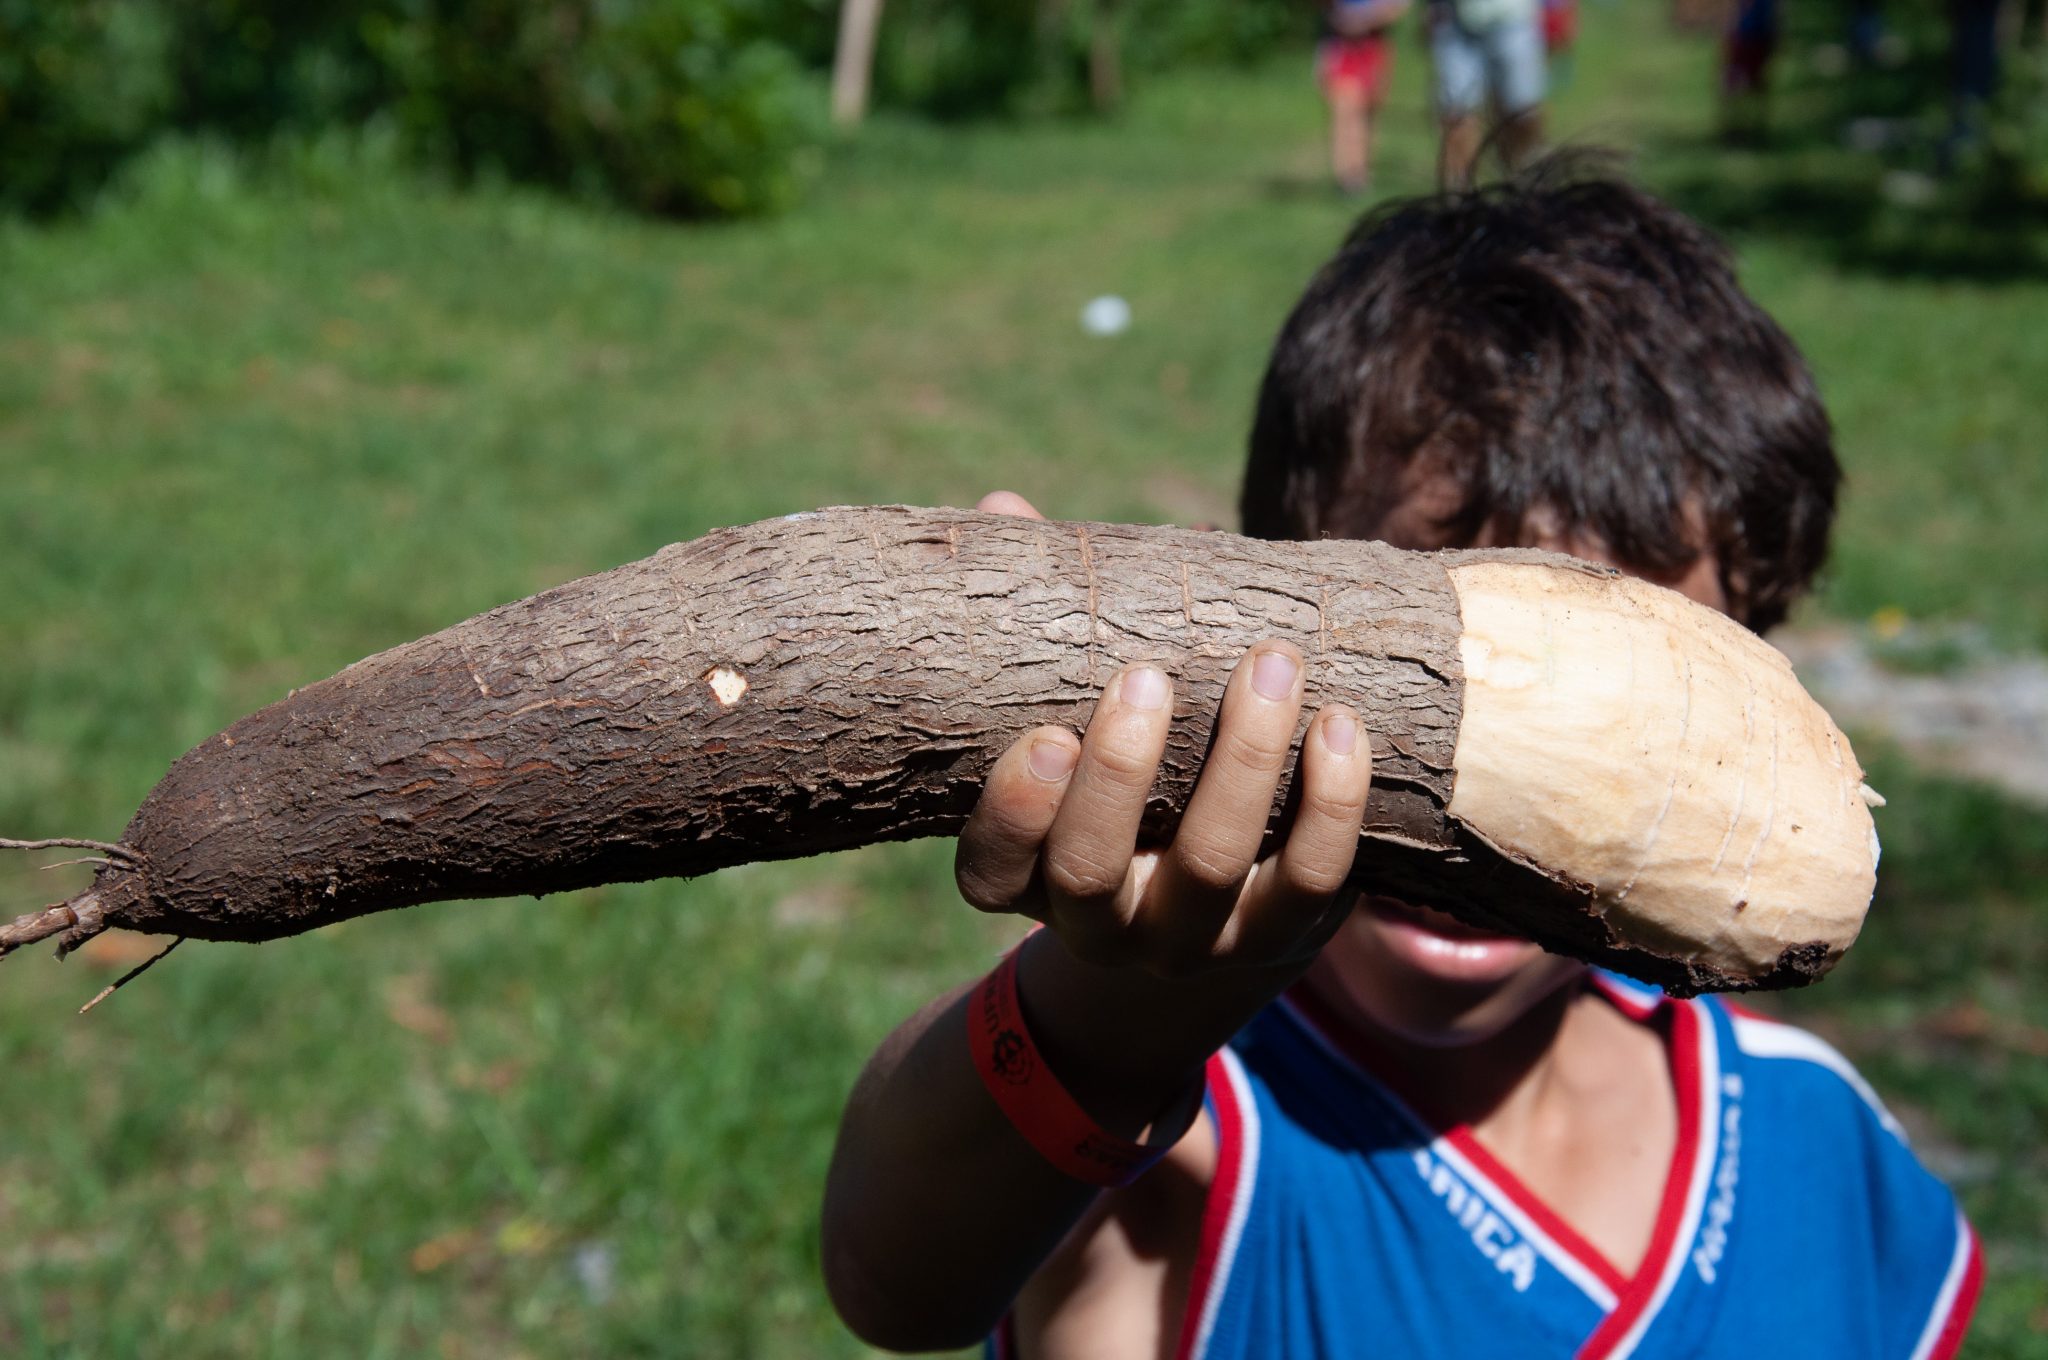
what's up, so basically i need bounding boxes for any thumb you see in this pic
[976,490,1047,522]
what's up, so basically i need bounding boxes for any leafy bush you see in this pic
[372,0,823,216]
[0,0,1305,215]
[165,0,395,136]
[870,0,1312,119]
[1123,0,1316,74]
[0,1,177,212]
[0,0,822,218]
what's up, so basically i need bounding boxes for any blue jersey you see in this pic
[1167,977,1979,1360]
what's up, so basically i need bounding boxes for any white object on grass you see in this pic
[1080,295,1132,336]
[1881,170,1939,208]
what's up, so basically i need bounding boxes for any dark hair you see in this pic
[1240,160,1838,633]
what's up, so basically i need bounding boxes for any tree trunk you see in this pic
[1089,0,1123,113]
[831,0,886,128]
[2,507,1880,995]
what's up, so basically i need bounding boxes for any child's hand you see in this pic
[954,493,1373,978]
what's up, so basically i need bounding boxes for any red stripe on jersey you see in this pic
[1586,972,1661,1022]
[1443,975,1691,1299]
[1175,1053,1249,1360]
[1576,1000,1709,1360]
[1288,977,1705,1316]
[1926,1224,1984,1360]
[1441,1126,1632,1297]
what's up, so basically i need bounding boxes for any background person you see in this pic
[1429,0,1549,185]
[1719,0,1780,142]
[1320,0,1413,194]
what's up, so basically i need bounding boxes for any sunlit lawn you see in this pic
[2,2,2044,1353]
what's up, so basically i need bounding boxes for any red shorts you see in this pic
[1318,35,1393,104]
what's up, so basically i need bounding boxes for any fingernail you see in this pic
[1029,738,1077,781]
[1322,710,1357,755]
[1121,666,1169,711]
[1252,650,1298,701]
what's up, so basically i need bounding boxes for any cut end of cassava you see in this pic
[1445,562,1878,990]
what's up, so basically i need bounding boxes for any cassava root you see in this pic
[2,506,1880,994]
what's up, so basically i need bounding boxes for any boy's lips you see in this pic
[1362,895,1541,984]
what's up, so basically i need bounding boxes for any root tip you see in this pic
[0,836,143,867]
[1,891,107,961]
[78,936,184,1014]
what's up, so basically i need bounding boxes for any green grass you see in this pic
[3,5,2046,1354]
[1768,750,2048,1354]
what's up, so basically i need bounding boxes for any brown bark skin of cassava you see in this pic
[32,507,1821,994]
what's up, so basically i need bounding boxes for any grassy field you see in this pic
[2,1,2045,1354]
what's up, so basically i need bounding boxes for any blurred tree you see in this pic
[1091,0,1125,112]
[869,0,1307,118]
[0,0,1308,213]
[0,1,176,212]
[366,0,823,215]
[832,0,887,125]
[167,0,395,134]
[0,0,825,217]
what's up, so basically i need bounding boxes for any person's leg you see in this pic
[1432,18,1487,187]
[1440,114,1484,186]
[1319,41,1372,193]
[1953,0,2003,105]
[1942,0,2004,167]
[1488,13,1548,173]
[1360,98,1383,190]
[1330,82,1371,192]
[1352,38,1394,191]
[1496,105,1544,170]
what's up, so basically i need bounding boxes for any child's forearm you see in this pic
[820,929,1299,1351]
[822,626,1365,1346]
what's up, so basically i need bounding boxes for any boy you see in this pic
[821,169,1979,1358]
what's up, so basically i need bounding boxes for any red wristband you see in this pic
[967,946,1175,1188]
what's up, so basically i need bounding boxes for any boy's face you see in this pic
[1305,474,1729,1050]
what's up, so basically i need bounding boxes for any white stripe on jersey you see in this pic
[1906,1208,1976,1360]
[1424,1135,1620,1311]
[1602,1000,1724,1360]
[1190,1048,1261,1360]
[1729,1013,1906,1142]
[1273,997,1622,1313]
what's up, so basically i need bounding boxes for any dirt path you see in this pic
[1777,624,2048,806]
